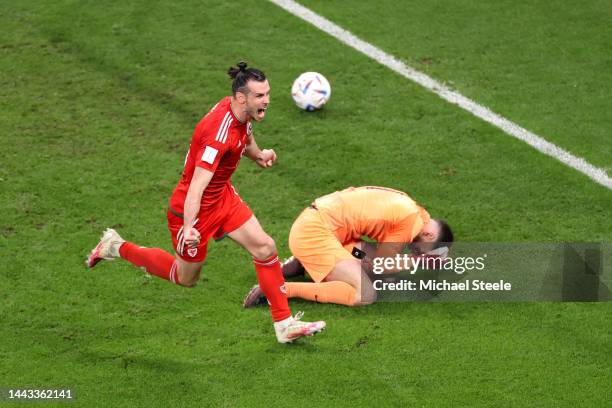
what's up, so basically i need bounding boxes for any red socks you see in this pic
[253,253,292,322]
[118,243,291,320]
[119,242,179,284]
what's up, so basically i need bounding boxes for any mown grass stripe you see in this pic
[270,0,612,190]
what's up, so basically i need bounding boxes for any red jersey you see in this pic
[169,97,250,214]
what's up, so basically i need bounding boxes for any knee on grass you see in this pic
[176,269,200,288]
[353,285,378,306]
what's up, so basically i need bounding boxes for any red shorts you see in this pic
[167,188,253,263]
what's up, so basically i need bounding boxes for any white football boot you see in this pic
[86,228,125,268]
[274,311,326,343]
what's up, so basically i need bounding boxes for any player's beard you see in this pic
[409,242,423,255]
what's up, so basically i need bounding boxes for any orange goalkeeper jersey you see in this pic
[313,186,430,244]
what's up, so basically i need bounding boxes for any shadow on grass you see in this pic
[79,349,198,373]
[41,29,202,128]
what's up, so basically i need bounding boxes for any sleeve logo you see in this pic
[202,146,218,164]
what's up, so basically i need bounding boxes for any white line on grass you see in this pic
[269,0,612,190]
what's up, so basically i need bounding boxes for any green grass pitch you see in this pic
[1,1,610,406]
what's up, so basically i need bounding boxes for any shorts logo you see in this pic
[187,248,198,258]
[279,284,287,294]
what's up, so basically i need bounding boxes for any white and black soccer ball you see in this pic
[291,72,331,111]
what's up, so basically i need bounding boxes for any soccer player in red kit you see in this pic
[86,62,325,343]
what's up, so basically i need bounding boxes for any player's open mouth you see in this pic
[257,108,266,114]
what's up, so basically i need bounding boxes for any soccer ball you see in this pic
[291,72,331,111]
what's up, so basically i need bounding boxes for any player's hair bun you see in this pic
[228,61,248,79]
[227,62,266,94]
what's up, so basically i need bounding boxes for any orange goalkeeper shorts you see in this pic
[288,207,358,283]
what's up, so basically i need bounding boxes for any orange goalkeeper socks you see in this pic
[285,281,356,306]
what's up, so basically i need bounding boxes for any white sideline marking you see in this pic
[269,0,612,190]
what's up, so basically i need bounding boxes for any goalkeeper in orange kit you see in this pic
[243,186,453,307]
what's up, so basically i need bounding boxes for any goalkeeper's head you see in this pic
[412,219,454,255]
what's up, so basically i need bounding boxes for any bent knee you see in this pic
[176,266,201,287]
[251,236,277,260]
[353,286,378,306]
[179,278,198,288]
